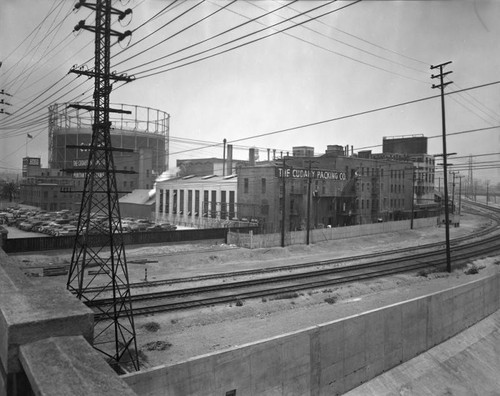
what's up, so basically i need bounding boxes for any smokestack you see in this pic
[249,147,256,166]
[226,144,233,175]
[223,138,227,176]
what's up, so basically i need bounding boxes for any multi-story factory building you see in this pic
[154,136,437,233]
[237,145,415,233]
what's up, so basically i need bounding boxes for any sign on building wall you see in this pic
[275,167,347,181]
[22,157,41,167]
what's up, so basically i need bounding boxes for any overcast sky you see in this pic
[1,0,499,182]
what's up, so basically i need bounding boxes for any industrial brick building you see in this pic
[154,136,437,233]
[237,145,415,233]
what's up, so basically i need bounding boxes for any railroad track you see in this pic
[89,200,500,319]
[84,203,496,294]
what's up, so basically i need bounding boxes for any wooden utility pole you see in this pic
[305,160,318,245]
[281,156,286,247]
[431,60,453,273]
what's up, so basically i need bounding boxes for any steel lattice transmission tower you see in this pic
[66,0,139,371]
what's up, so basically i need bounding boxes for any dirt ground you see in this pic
[10,211,500,369]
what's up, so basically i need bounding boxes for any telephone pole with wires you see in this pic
[431,60,453,273]
[66,0,139,372]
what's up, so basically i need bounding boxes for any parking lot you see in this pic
[0,206,179,239]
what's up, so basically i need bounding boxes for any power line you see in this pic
[166,80,500,157]
[133,0,357,79]
[246,1,429,84]
[118,0,298,74]
[112,0,208,67]
[1,0,64,76]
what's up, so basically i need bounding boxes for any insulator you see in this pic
[74,20,85,31]
[74,0,86,10]
[118,8,132,21]
[117,30,132,42]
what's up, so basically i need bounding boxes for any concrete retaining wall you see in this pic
[123,272,500,396]
[0,249,138,396]
[229,217,438,249]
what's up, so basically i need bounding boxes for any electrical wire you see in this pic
[117,0,298,74]
[246,1,430,84]
[113,0,237,69]
[1,0,64,77]
[130,0,348,78]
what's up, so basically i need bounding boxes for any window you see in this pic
[195,190,200,215]
[261,178,266,194]
[180,190,185,214]
[188,190,193,216]
[261,200,269,215]
[159,190,164,213]
[221,191,227,218]
[146,169,150,177]
[203,191,209,216]
[211,190,217,218]
[244,178,249,194]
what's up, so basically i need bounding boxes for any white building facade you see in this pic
[155,174,238,228]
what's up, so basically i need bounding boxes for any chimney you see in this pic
[267,148,270,162]
[226,144,233,175]
[249,147,256,166]
[223,138,227,176]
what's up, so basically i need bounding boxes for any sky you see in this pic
[1,0,500,184]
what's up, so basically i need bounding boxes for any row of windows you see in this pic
[159,189,236,218]
[243,178,267,194]
[358,198,405,210]
[359,182,406,194]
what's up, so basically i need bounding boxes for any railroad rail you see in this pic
[88,200,500,318]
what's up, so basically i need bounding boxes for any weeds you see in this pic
[324,296,337,305]
[464,264,479,275]
[269,292,299,301]
[144,341,172,351]
[143,322,161,332]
